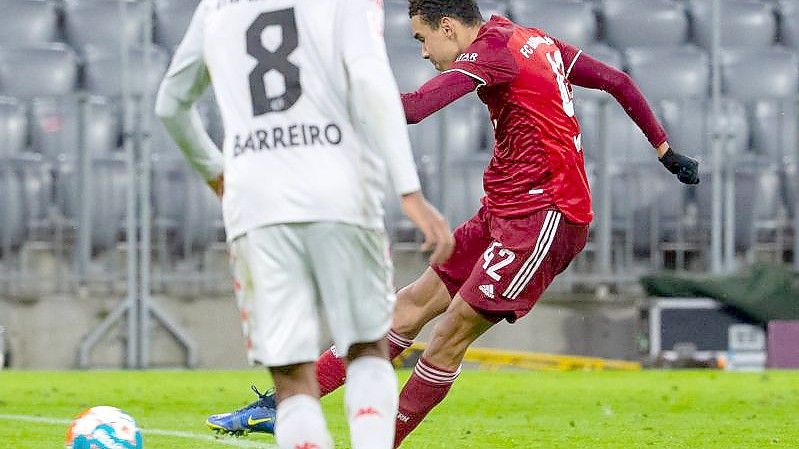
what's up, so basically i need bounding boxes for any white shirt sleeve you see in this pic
[337,0,421,196]
[154,3,224,181]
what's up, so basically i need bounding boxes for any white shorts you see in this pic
[229,222,395,367]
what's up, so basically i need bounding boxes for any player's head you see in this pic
[408,0,484,71]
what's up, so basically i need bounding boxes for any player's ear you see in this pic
[440,16,455,37]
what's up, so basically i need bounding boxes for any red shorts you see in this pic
[432,207,589,323]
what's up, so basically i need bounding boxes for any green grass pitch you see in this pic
[0,370,797,448]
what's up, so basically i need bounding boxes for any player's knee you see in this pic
[346,340,388,361]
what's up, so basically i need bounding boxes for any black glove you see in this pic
[659,148,700,185]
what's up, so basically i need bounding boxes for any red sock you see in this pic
[394,358,460,448]
[315,330,414,397]
[316,348,347,397]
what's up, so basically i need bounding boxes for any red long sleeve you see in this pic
[400,71,478,124]
[556,39,669,148]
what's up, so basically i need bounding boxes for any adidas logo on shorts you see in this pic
[479,284,495,299]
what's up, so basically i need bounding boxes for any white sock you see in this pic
[275,394,332,449]
[345,356,399,449]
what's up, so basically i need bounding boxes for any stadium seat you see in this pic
[30,96,119,159]
[387,44,442,162]
[689,0,777,49]
[385,0,417,48]
[722,48,799,163]
[155,0,201,50]
[0,0,58,45]
[601,0,689,49]
[0,44,79,98]
[63,0,148,52]
[574,98,602,162]
[604,100,661,165]
[659,99,749,161]
[0,97,28,157]
[152,155,223,254]
[624,46,710,102]
[57,155,128,252]
[778,0,799,49]
[83,46,170,98]
[611,163,685,254]
[695,159,776,252]
[9,153,52,236]
[512,1,597,48]
[478,0,508,17]
[0,162,25,251]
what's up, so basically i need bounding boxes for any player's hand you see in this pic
[208,174,224,199]
[659,148,700,185]
[400,191,455,265]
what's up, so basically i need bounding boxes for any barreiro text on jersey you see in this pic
[232,122,343,157]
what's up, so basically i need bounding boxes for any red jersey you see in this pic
[447,16,593,224]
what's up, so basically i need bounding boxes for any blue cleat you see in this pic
[206,385,277,436]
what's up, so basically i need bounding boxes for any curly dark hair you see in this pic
[408,0,484,28]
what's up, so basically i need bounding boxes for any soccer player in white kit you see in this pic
[154,1,455,448]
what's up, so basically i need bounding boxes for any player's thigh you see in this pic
[238,225,323,367]
[423,294,494,370]
[428,207,494,299]
[460,210,589,323]
[392,267,452,337]
[305,223,395,356]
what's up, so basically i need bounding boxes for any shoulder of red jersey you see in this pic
[445,16,520,87]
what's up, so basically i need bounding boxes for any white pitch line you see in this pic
[0,414,276,448]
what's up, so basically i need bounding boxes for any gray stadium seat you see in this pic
[659,99,749,161]
[478,0,508,18]
[695,159,776,252]
[0,97,27,157]
[722,48,799,101]
[0,162,25,251]
[57,156,128,252]
[604,100,661,165]
[63,0,148,52]
[30,96,119,159]
[152,155,222,253]
[385,0,417,48]
[512,1,597,47]
[155,0,201,49]
[611,163,685,253]
[574,98,603,162]
[387,44,442,162]
[0,0,58,45]
[442,95,491,161]
[9,153,52,235]
[601,0,689,49]
[722,48,799,163]
[83,46,170,97]
[624,46,710,102]
[689,0,777,49]
[779,0,799,48]
[0,45,79,98]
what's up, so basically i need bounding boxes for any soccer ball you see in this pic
[65,406,143,449]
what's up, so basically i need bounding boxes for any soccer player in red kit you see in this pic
[207,0,700,445]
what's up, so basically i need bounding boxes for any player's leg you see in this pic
[270,362,333,449]
[394,295,494,447]
[315,267,452,396]
[208,225,333,449]
[393,210,590,447]
[308,223,401,449]
[343,340,397,449]
[314,209,491,398]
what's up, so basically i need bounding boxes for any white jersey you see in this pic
[156,0,420,241]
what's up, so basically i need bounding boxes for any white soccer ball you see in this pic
[65,406,143,449]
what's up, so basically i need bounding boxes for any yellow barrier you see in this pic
[398,343,641,371]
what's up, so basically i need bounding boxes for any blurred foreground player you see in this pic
[156,0,454,448]
[208,0,700,446]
